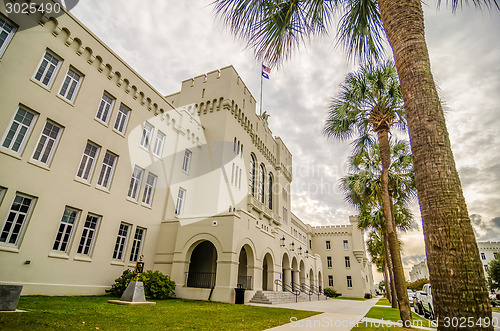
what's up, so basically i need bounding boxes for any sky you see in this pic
[68,1,500,281]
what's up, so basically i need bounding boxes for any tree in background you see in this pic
[212,1,496,326]
[488,255,500,292]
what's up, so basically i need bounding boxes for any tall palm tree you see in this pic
[211,0,495,326]
[342,139,415,310]
[324,61,410,320]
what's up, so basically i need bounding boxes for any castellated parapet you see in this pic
[166,65,292,180]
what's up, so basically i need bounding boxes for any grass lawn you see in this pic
[0,296,320,330]
[375,298,391,306]
[492,307,500,312]
[331,296,369,301]
[351,303,435,330]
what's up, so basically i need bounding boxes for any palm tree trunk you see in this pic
[383,258,391,302]
[377,0,492,328]
[377,128,411,322]
[383,227,397,308]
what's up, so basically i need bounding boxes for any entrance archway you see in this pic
[237,245,254,289]
[309,268,314,287]
[281,253,291,290]
[299,260,306,285]
[262,253,274,291]
[318,270,323,292]
[291,257,299,291]
[186,240,217,288]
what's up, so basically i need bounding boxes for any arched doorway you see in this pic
[318,270,323,292]
[291,257,299,291]
[262,253,274,291]
[299,260,306,286]
[281,253,291,290]
[237,245,254,289]
[309,269,315,287]
[186,241,217,288]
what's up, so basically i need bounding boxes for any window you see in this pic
[2,107,37,154]
[153,131,165,156]
[76,142,100,182]
[481,252,486,260]
[233,138,237,153]
[113,104,130,134]
[259,164,265,203]
[328,275,334,287]
[32,120,63,165]
[130,227,145,262]
[238,168,242,189]
[326,240,331,250]
[175,188,186,216]
[97,151,117,189]
[95,92,114,124]
[347,276,352,288]
[33,50,61,87]
[231,163,235,184]
[309,240,312,249]
[142,173,157,206]
[327,256,332,268]
[343,240,349,250]
[268,173,273,209]
[112,223,130,260]
[182,149,192,173]
[0,15,16,57]
[59,68,82,102]
[0,194,35,246]
[240,144,243,158]
[345,256,351,268]
[485,265,489,272]
[283,207,288,223]
[52,207,79,252]
[127,166,144,200]
[77,214,100,256]
[140,122,153,149]
[249,155,256,196]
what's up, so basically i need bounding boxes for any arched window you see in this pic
[249,155,256,196]
[233,138,237,153]
[237,141,240,155]
[268,173,273,210]
[259,164,265,203]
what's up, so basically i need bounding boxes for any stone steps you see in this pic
[249,290,328,304]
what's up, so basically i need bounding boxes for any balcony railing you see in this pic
[237,276,252,290]
[185,272,216,289]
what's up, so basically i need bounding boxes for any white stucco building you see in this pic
[0,3,374,302]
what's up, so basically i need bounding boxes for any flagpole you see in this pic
[259,62,263,116]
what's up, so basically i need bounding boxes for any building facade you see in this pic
[478,241,500,276]
[311,217,375,298]
[0,4,373,302]
[409,259,430,283]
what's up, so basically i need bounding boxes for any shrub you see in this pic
[107,269,176,299]
[106,269,136,297]
[324,287,337,298]
[141,270,176,299]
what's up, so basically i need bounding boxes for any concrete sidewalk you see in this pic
[249,297,379,330]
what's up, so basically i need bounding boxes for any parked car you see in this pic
[407,289,415,307]
[415,284,434,319]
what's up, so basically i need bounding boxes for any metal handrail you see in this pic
[303,283,322,300]
[299,283,314,301]
[290,281,301,293]
[275,279,300,302]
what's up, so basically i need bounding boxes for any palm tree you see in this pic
[342,139,415,310]
[211,0,495,326]
[324,61,410,320]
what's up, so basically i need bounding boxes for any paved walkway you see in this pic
[249,297,378,330]
[249,298,439,330]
